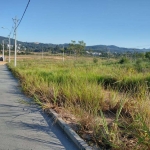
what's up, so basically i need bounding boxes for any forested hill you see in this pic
[0,36,150,53]
[86,45,150,53]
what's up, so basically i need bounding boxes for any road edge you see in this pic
[48,109,92,150]
[6,64,93,150]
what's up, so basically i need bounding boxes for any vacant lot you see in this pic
[8,56,150,149]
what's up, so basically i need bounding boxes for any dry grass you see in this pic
[7,56,150,149]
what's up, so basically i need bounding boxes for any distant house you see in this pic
[7,44,13,49]
[92,52,101,56]
[86,51,101,56]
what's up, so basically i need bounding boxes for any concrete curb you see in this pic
[48,109,92,150]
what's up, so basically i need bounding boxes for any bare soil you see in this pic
[0,62,7,65]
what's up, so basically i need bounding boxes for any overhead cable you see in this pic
[15,0,31,31]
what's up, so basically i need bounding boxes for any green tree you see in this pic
[4,44,7,50]
[68,40,86,56]
[136,53,145,59]
[53,45,60,54]
[77,40,86,55]
[145,52,150,60]
[119,57,129,64]
[0,44,2,51]
[68,40,76,55]
[12,45,15,51]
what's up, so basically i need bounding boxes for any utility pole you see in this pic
[133,49,136,62]
[2,40,4,61]
[8,34,11,63]
[108,48,110,60]
[42,47,43,59]
[134,49,136,62]
[1,27,12,63]
[12,17,19,67]
[62,46,64,62]
[106,47,110,60]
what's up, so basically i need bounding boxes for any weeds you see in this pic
[8,57,150,149]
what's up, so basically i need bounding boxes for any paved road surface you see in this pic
[0,65,78,150]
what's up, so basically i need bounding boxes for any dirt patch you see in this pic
[0,62,7,65]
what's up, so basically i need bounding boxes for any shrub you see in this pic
[93,57,98,63]
[135,59,143,72]
[119,57,129,64]
[145,52,150,60]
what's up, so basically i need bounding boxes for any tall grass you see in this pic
[8,57,150,149]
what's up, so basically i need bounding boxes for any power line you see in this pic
[11,27,15,40]
[8,26,14,37]
[15,0,30,31]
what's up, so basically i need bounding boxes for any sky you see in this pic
[1,0,150,48]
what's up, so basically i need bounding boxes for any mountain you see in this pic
[0,36,150,53]
[86,45,150,53]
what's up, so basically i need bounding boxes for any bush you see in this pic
[134,59,143,72]
[145,52,150,60]
[93,57,98,63]
[119,57,129,64]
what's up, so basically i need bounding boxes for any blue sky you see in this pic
[1,0,150,48]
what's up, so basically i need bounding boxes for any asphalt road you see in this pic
[0,65,79,150]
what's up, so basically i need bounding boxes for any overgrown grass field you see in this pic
[8,56,150,149]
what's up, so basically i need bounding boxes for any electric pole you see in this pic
[63,46,64,62]
[40,43,43,59]
[1,27,12,63]
[2,40,4,61]
[133,49,136,62]
[8,34,11,63]
[12,17,19,67]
